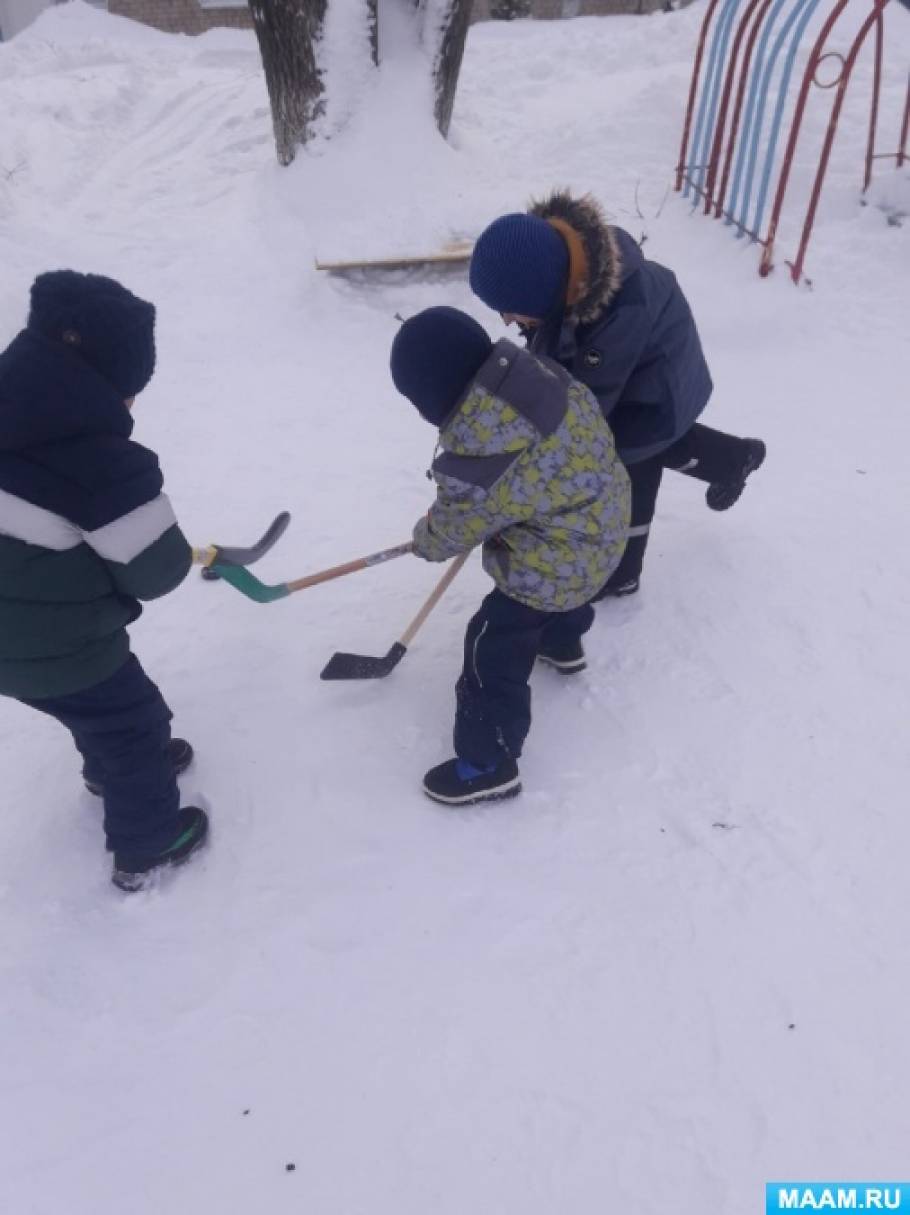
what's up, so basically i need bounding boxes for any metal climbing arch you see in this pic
[676,0,909,281]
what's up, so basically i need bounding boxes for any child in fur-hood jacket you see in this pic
[469,191,766,596]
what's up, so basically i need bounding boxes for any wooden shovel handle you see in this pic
[399,550,471,648]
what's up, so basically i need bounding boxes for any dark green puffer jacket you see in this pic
[0,330,192,699]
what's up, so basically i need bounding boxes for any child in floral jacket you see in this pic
[390,306,630,805]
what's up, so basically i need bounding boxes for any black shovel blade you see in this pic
[320,642,407,681]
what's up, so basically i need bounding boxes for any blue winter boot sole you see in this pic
[423,757,522,806]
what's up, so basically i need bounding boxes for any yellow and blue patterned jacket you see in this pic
[413,340,630,612]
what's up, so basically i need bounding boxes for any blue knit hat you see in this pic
[469,213,569,320]
[28,270,156,399]
[390,307,493,426]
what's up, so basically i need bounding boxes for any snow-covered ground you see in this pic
[1,3,908,1211]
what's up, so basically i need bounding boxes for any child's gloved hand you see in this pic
[412,513,438,561]
[412,511,459,562]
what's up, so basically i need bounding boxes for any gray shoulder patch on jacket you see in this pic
[433,449,520,492]
[474,341,569,439]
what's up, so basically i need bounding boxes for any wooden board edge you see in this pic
[315,244,474,273]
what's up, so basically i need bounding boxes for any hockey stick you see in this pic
[209,541,414,604]
[195,511,292,581]
[320,549,470,681]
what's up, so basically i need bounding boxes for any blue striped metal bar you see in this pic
[685,0,746,199]
[726,0,806,230]
[750,0,827,236]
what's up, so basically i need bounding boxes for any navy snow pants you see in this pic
[22,654,181,855]
[454,589,595,768]
[609,421,755,585]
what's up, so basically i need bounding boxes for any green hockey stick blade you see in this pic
[209,563,290,604]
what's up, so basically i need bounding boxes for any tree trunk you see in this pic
[248,0,328,166]
[426,0,473,138]
[250,0,471,164]
[490,0,531,17]
[367,0,379,65]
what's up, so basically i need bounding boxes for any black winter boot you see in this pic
[537,637,587,673]
[423,756,521,806]
[706,439,766,511]
[593,574,640,601]
[85,737,194,796]
[112,807,210,892]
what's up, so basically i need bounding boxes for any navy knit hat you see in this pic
[469,213,569,320]
[390,307,493,426]
[28,270,156,399]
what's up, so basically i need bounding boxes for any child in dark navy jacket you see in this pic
[469,190,767,596]
[0,272,208,891]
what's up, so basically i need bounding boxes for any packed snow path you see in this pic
[0,4,908,1212]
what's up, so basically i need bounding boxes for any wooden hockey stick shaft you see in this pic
[285,542,414,594]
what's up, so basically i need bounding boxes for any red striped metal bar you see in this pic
[863,6,885,192]
[788,0,892,283]
[758,0,853,277]
[898,73,909,167]
[676,0,724,192]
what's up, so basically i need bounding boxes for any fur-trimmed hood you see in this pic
[526,195,713,465]
[528,191,625,324]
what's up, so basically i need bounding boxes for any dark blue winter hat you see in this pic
[469,213,569,320]
[28,270,156,399]
[390,307,493,426]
